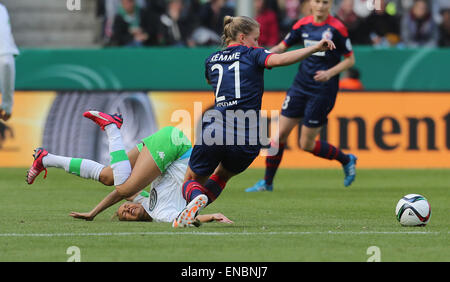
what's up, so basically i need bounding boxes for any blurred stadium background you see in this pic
[1,0,450,168]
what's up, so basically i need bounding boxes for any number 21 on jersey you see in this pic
[211,61,241,102]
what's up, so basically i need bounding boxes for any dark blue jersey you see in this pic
[283,15,353,97]
[205,44,273,113]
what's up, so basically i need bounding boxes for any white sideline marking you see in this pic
[0,231,445,237]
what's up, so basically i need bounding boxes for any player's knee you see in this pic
[277,127,293,143]
[100,175,114,186]
[278,133,290,144]
[99,168,114,186]
[213,170,233,183]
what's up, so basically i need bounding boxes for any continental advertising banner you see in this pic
[0,91,449,168]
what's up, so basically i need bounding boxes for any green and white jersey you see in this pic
[136,126,192,222]
[141,156,190,222]
[136,126,191,174]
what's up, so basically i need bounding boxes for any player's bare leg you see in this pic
[27,135,141,188]
[98,146,148,201]
[211,163,237,183]
[183,166,210,186]
[26,148,106,185]
[174,164,236,228]
[70,111,163,221]
[277,115,302,144]
[69,146,161,221]
[28,111,126,186]
[298,124,322,152]
[114,145,161,198]
[174,164,236,229]
[246,115,300,192]
[173,167,210,228]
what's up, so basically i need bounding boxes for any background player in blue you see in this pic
[173,15,336,228]
[246,0,358,193]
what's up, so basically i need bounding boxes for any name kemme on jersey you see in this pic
[210,52,241,63]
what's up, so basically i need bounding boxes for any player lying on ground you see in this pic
[26,111,233,226]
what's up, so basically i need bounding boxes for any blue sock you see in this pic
[182,180,207,202]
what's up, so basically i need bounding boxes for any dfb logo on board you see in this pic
[67,0,81,11]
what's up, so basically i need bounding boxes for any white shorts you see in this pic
[141,157,188,222]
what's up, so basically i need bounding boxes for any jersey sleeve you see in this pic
[282,29,302,48]
[204,56,211,82]
[282,20,305,48]
[249,47,274,69]
[337,34,353,58]
[332,22,353,58]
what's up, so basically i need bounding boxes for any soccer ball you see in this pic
[395,194,431,226]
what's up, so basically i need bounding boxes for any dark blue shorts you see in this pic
[189,144,260,176]
[280,88,336,128]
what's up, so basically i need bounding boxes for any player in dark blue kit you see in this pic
[173,15,336,228]
[246,0,357,193]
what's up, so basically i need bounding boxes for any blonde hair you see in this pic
[222,15,260,46]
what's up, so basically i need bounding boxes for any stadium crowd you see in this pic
[96,0,450,48]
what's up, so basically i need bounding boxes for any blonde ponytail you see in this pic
[221,16,260,46]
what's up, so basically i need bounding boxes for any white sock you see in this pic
[105,124,131,186]
[43,154,105,181]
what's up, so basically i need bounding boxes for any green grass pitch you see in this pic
[0,167,448,262]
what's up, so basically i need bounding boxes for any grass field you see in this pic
[0,167,448,262]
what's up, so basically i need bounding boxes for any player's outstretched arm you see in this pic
[70,189,124,221]
[266,39,335,68]
[196,213,234,224]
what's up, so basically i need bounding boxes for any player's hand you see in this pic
[69,212,95,221]
[0,108,11,121]
[315,39,336,52]
[314,70,332,82]
[211,213,234,224]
